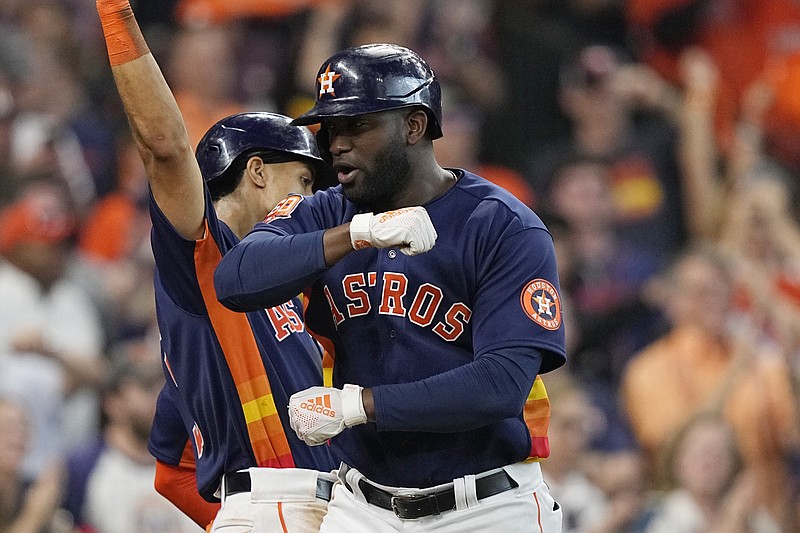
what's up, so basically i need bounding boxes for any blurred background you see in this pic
[1,0,800,531]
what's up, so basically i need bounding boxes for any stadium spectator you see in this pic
[541,371,651,533]
[645,413,782,533]
[529,43,686,262]
[542,153,662,451]
[0,397,64,533]
[61,360,197,533]
[621,244,800,529]
[626,0,800,172]
[0,182,105,480]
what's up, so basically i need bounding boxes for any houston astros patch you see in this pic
[520,279,561,330]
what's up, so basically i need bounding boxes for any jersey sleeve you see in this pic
[149,187,229,314]
[148,384,191,466]
[373,213,566,432]
[152,389,220,526]
[373,345,543,431]
[215,190,350,311]
[471,225,566,372]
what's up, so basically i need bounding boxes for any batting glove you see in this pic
[349,207,437,256]
[288,384,367,446]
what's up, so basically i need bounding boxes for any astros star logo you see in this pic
[318,64,341,97]
[520,279,562,331]
[534,292,554,317]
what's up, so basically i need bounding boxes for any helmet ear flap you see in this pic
[315,126,332,164]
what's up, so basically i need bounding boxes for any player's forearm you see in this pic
[322,223,358,265]
[97,0,203,239]
[111,56,195,172]
[372,347,542,432]
[98,0,180,158]
[215,228,328,311]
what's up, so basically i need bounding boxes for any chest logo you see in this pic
[520,279,561,331]
[323,272,472,342]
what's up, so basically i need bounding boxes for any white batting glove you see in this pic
[349,207,437,256]
[288,384,367,446]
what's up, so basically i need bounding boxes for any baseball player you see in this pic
[215,44,566,532]
[95,1,338,531]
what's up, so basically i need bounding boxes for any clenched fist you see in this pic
[288,384,367,445]
[349,207,437,256]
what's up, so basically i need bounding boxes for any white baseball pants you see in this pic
[319,461,562,532]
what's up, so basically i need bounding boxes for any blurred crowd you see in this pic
[1,0,800,532]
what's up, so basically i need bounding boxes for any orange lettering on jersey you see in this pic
[379,273,408,316]
[263,194,303,223]
[342,273,371,317]
[324,285,346,326]
[408,283,443,327]
[432,303,472,341]
[265,301,305,341]
[323,272,472,341]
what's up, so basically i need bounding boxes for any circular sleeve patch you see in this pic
[520,279,562,330]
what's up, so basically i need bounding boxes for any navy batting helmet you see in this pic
[292,44,443,141]
[196,112,328,188]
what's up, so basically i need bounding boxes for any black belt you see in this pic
[348,470,518,520]
[224,470,334,501]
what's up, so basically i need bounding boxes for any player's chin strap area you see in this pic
[338,463,518,520]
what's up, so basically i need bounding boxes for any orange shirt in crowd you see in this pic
[621,325,799,519]
[173,91,246,152]
[627,0,800,164]
[176,0,331,24]
[79,193,139,261]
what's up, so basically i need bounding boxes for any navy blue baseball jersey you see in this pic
[148,384,195,467]
[146,187,336,501]
[215,170,566,487]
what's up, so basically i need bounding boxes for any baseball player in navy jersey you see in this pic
[95,1,339,531]
[215,44,566,532]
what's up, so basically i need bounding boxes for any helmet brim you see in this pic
[292,97,424,127]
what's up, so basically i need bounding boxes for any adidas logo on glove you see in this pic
[288,385,368,446]
[300,394,336,417]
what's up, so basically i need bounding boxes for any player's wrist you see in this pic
[97,0,149,67]
[349,213,374,250]
[341,384,368,427]
[97,0,132,14]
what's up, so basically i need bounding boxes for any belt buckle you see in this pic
[390,493,440,519]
